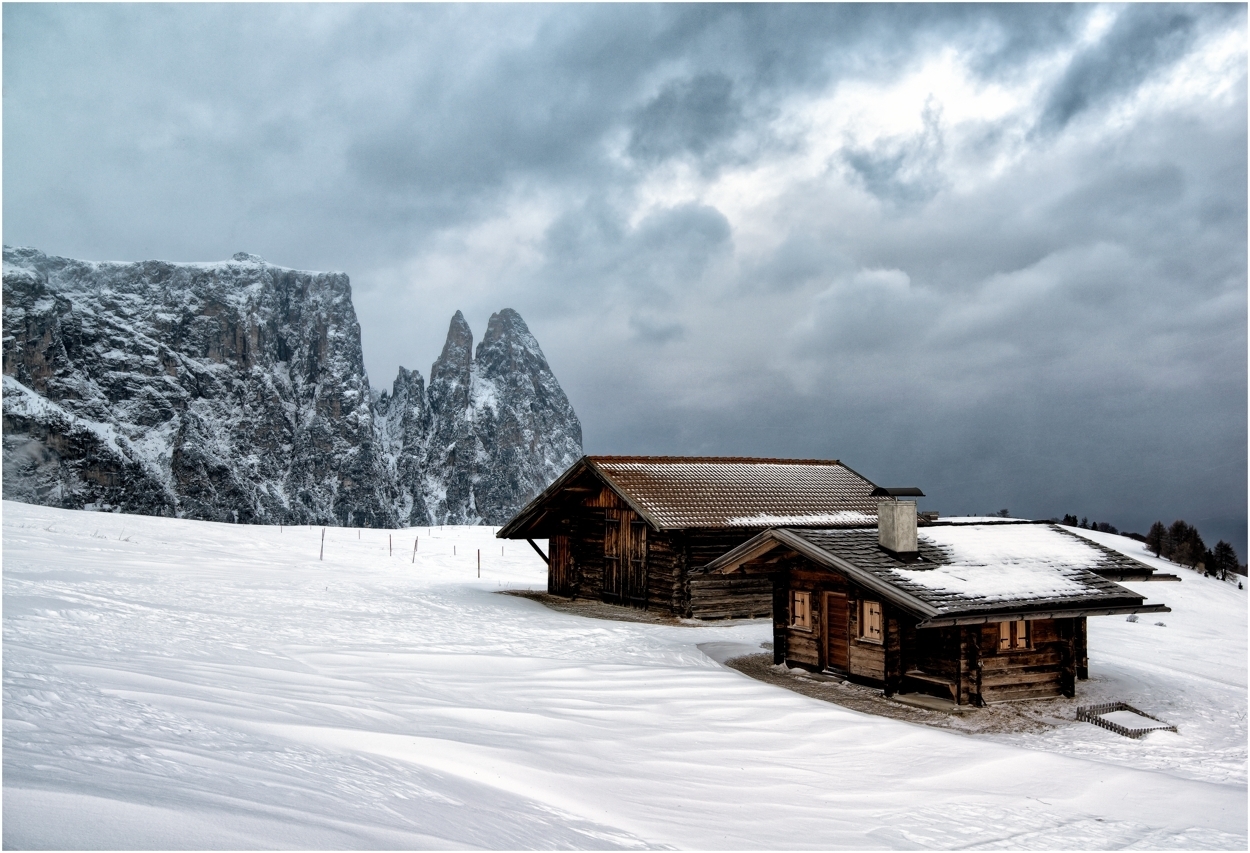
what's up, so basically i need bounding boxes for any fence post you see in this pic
[320,528,325,561]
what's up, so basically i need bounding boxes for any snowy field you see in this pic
[3,502,1245,850]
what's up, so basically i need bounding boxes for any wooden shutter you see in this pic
[862,600,882,643]
[792,591,811,629]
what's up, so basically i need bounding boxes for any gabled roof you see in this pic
[498,455,881,538]
[703,523,1169,627]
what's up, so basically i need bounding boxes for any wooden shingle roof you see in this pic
[498,455,882,537]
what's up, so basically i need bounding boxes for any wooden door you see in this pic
[548,534,572,596]
[824,591,848,670]
[603,510,648,607]
[627,519,648,608]
[603,510,625,602]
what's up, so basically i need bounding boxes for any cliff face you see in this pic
[377,309,584,526]
[2,247,582,528]
[3,247,393,525]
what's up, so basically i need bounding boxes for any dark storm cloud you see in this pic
[3,3,1245,552]
[1038,4,1207,133]
[627,74,743,164]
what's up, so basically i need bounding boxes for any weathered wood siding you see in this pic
[777,566,823,669]
[683,528,773,618]
[568,506,605,600]
[548,532,574,596]
[972,617,1078,703]
[646,531,685,612]
[845,590,886,683]
[543,490,770,617]
[772,558,1082,705]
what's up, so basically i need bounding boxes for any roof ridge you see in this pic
[589,455,844,466]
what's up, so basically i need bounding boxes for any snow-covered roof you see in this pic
[499,456,882,535]
[706,523,1161,624]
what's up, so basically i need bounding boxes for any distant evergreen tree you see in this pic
[1095,521,1118,534]
[1166,520,1205,569]
[1146,521,1167,557]
[1079,517,1089,529]
[1212,541,1239,581]
[1062,514,1079,526]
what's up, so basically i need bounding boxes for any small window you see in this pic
[791,590,811,630]
[998,620,1030,651]
[858,600,883,643]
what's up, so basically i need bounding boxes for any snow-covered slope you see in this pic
[3,247,582,528]
[3,502,1244,849]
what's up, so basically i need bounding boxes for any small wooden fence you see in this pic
[1076,701,1177,739]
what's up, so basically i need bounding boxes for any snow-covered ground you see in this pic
[4,502,1245,849]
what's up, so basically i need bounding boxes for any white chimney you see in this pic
[878,499,918,555]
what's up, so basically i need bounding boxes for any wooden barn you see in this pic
[496,456,888,619]
[701,501,1170,704]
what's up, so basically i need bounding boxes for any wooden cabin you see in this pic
[496,456,886,618]
[701,502,1170,705]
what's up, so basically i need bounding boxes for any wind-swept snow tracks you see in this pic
[4,503,1245,849]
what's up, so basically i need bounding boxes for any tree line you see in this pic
[1060,514,1245,580]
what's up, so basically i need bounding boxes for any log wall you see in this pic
[544,491,769,617]
[770,557,1084,705]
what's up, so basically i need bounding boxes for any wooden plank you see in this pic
[983,683,1064,702]
[786,628,820,667]
[981,671,1064,689]
[847,641,885,680]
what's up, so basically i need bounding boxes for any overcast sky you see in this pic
[4,3,1246,551]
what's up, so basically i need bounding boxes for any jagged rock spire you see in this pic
[377,308,584,526]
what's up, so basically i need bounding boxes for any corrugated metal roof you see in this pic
[588,456,880,530]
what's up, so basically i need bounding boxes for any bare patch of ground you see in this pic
[726,652,1089,736]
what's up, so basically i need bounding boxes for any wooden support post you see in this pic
[320,528,325,561]
[412,538,418,563]
[389,534,392,556]
[526,538,550,564]
[477,549,481,578]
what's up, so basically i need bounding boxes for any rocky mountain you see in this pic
[2,246,582,527]
[376,309,585,526]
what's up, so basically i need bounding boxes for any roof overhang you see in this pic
[497,456,593,539]
[916,603,1171,628]
[497,456,665,538]
[703,528,940,621]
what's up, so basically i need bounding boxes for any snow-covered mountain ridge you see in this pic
[2,246,582,526]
